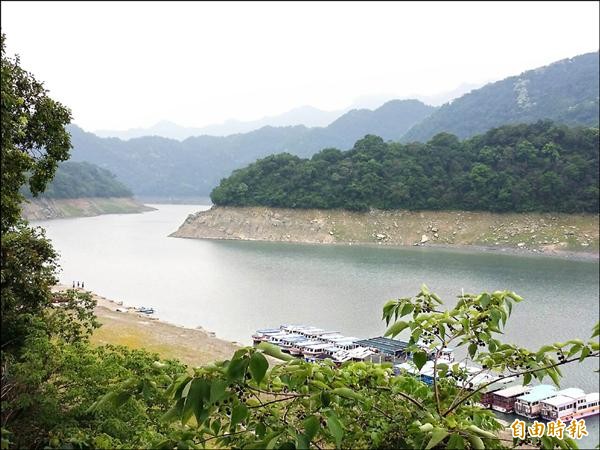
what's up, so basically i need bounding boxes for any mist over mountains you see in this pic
[70,51,599,198]
[93,82,484,141]
[94,106,344,141]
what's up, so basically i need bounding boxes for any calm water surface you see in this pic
[35,204,599,444]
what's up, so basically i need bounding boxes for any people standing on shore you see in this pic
[77,281,80,288]
[72,281,75,288]
[82,281,85,289]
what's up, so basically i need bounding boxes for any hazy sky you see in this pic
[1,1,598,131]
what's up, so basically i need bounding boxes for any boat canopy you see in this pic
[516,385,558,404]
[354,337,409,357]
[493,385,531,398]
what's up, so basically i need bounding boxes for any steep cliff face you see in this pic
[171,206,599,257]
[22,197,155,221]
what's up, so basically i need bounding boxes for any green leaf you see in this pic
[436,363,449,373]
[419,423,434,432]
[183,378,210,425]
[182,379,201,425]
[537,344,556,355]
[227,357,248,380]
[508,292,523,302]
[547,368,560,387]
[257,342,294,361]
[567,344,583,358]
[255,422,266,438]
[413,351,428,371]
[384,321,410,338]
[211,418,221,435]
[446,434,465,449]
[579,346,591,362]
[320,391,331,407]
[400,302,414,317]
[249,351,269,384]
[209,379,228,404]
[479,294,490,308]
[332,387,362,401]
[230,403,248,430]
[303,415,320,442]
[467,435,485,450]
[265,433,281,449]
[523,373,532,385]
[425,428,449,449]
[468,343,477,359]
[327,412,344,448]
[466,425,496,439]
[161,397,184,423]
[296,433,310,450]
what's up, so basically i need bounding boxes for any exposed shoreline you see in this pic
[23,196,156,221]
[51,284,239,367]
[171,206,599,261]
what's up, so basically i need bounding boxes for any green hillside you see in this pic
[402,52,599,142]
[22,161,133,199]
[211,121,599,214]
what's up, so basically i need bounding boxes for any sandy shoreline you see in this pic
[52,284,240,367]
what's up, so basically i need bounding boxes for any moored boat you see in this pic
[514,384,558,418]
[252,328,281,345]
[540,388,599,421]
[490,385,532,413]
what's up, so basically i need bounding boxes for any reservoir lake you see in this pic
[35,204,599,444]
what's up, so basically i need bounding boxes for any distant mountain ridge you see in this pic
[94,105,345,140]
[402,51,599,142]
[69,99,436,196]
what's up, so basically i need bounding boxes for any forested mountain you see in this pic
[70,53,599,198]
[402,51,599,142]
[22,161,133,199]
[68,100,435,196]
[211,122,599,213]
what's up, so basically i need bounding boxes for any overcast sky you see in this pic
[1,1,598,132]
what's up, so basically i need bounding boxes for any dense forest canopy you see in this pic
[21,161,133,199]
[402,51,599,142]
[211,122,599,214]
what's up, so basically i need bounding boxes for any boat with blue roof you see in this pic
[514,385,558,418]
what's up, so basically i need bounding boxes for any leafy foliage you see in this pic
[211,122,599,213]
[0,34,72,234]
[1,33,72,350]
[403,51,599,142]
[149,287,598,450]
[20,161,133,199]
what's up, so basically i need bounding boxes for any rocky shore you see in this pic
[23,197,155,221]
[171,206,599,259]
